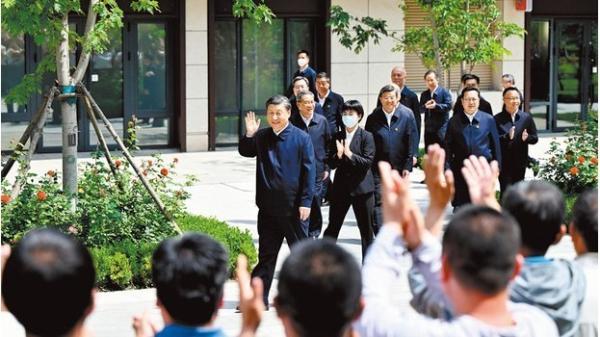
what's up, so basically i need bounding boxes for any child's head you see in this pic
[152,233,228,326]
[502,180,566,255]
[570,189,598,254]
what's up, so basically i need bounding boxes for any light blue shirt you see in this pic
[156,324,227,337]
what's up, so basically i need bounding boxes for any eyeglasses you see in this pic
[504,96,520,101]
[462,98,479,102]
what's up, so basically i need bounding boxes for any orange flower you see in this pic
[36,190,47,201]
[47,170,56,177]
[115,159,122,168]
[1,194,11,205]
[569,167,579,176]
[578,156,585,164]
[591,157,598,165]
[160,167,169,176]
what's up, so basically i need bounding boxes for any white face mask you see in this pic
[297,58,308,68]
[342,115,359,129]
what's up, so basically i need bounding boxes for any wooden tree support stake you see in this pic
[78,83,182,235]
[81,94,124,191]
[10,87,57,199]
[1,87,57,181]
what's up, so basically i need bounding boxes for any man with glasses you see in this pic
[444,87,501,211]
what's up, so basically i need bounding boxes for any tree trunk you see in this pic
[428,5,444,84]
[57,14,77,206]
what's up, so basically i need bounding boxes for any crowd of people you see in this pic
[0,49,597,337]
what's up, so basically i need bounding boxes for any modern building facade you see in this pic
[1,0,597,152]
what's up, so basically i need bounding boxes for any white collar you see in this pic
[273,122,290,136]
[301,113,313,126]
[464,111,476,123]
[318,90,330,100]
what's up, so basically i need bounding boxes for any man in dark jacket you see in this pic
[315,72,344,134]
[453,74,493,115]
[366,84,418,233]
[420,70,453,149]
[287,49,317,97]
[291,91,332,238]
[238,95,316,307]
[444,87,501,209]
[494,87,538,194]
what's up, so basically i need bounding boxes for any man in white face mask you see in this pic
[290,49,317,97]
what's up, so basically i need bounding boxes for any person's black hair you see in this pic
[502,180,565,255]
[292,76,310,87]
[378,84,398,100]
[461,73,480,84]
[341,100,365,121]
[276,239,362,337]
[265,95,292,111]
[572,189,598,252]
[502,73,516,85]
[297,49,310,58]
[460,87,481,99]
[316,72,330,81]
[2,229,96,337]
[424,70,438,79]
[442,205,521,295]
[152,233,228,326]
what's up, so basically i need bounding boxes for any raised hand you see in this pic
[132,310,161,337]
[237,255,264,337]
[336,140,344,159]
[461,156,501,210]
[423,145,454,235]
[343,139,353,159]
[509,126,515,140]
[244,111,261,137]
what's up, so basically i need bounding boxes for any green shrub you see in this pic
[540,113,598,194]
[178,214,258,275]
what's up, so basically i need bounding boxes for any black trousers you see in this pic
[307,179,324,238]
[424,130,445,150]
[251,210,308,305]
[324,192,374,260]
[372,172,384,235]
[499,165,526,196]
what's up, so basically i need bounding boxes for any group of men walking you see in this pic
[239,49,539,307]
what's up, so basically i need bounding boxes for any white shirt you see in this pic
[273,122,290,136]
[465,112,476,123]
[301,114,313,128]
[383,108,395,126]
[345,127,358,145]
[318,91,329,106]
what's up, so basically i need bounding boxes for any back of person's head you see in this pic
[152,233,228,326]
[276,239,362,337]
[443,205,521,295]
[572,189,598,252]
[2,228,96,337]
[502,180,565,255]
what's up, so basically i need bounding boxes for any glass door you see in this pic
[553,20,597,130]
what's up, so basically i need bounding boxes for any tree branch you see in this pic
[73,0,99,83]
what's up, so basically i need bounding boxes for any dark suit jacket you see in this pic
[319,90,344,134]
[420,86,453,136]
[444,110,501,206]
[401,86,421,147]
[287,66,318,97]
[365,105,418,172]
[453,95,493,115]
[291,112,332,181]
[444,110,501,169]
[328,127,375,197]
[238,124,316,216]
[494,110,539,172]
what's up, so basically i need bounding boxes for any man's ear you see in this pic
[352,297,365,322]
[441,255,451,282]
[511,254,524,280]
[553,224,567,245]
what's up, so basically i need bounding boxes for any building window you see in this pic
[214,18,318,146]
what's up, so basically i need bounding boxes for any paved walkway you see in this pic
[1,134,575,337]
